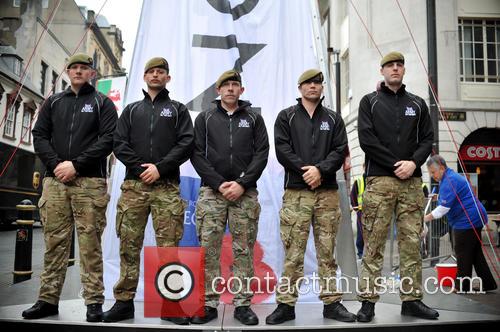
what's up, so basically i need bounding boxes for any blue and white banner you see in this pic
[103,0,321,302]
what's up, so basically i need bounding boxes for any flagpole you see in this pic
[310,0,358,300]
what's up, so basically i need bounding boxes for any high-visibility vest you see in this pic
[357,176,365,208]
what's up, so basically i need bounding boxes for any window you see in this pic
[40,61,48,95]
[341,51,350,107]
[4,106,16,138]
[13,0,20,7]
[21,108,33,144]
[3,94,20,139]
[51,70,58,92]
[13,58,22,76]
[459,18,500,83]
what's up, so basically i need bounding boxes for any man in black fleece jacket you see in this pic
[355,51,438,323]
[190,70,269,326]
[103,57,193,325]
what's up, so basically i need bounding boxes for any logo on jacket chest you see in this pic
[320,121,330,131]
[238,118,250,128]
[405,107,416,116]
[81,104,94,113]
[160,107,173,117]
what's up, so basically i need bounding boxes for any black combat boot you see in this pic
[22,300,59,319]
[323,302,357,322]
[356,301,375,322]
[102,300,134,322]
[265,303,295,325]
[401,300,439,319]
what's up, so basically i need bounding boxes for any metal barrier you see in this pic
[422,200,455,266]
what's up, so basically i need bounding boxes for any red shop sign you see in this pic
[459,145,500,161]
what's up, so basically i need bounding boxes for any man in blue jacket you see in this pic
[424,154,497,293]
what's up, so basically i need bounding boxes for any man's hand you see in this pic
[423,213,433,222]
[218,182,231,195]
[222,181,245,201]
[394,160,416,180]
[140,163,160,184]
[302,165,322,190]
[54,161,77,183]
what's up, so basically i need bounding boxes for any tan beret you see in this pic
[380,51,405,67]
[144,57,169,73]
[66,53,93,69]
[298,69,323,85]
[216,70,241,88]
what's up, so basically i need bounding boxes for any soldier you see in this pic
[23,53,117,322]
[266,69,356,324]
[190,70,269,325]
[356,51,438,322]
[102,57,194,325]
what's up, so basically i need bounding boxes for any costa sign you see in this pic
[460,145,500,161]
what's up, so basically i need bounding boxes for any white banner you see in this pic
[103,0,323,303]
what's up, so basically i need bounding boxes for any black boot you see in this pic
[356,301,375,322]
[22,300,59,319]
[265,303,295,325]
[234,306,259,325]
[102,300,134,322]
[86,303,103,322]
[190,306,218,324]
[323,302,356,322]
[401,300,439,319]
[161,316,190,325]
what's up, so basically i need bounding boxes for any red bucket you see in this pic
[435,263,457,287]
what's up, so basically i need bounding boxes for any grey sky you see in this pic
[74,0,143,72]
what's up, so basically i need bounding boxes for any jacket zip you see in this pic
[150,101,154,160]
[229,115,233,171]
[68,95,77,158]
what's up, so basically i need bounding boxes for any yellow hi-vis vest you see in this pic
[357,176,365,209]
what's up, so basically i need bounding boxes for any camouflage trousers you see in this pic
[37,177,109,305]
[358,176,425,302]
[276,188,342,305]
[195,186,260,308]
[113,180,185,301]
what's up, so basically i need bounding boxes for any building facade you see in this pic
[322,0,500,213]
[0,0,124,224]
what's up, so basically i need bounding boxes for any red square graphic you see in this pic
[144,247,205,317]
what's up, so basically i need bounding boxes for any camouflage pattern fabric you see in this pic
[37,177,109,305]
[358,176,425,302]
[113,179,185,301]
[195,186,260,308]
[276,188,343,305]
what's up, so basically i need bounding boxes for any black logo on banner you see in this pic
[186,0,265,114]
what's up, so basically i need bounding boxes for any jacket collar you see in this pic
[142,88,171,102]
[212,99,252,114]
[296,96,325,115]
[63,82,95,96]
[380,82,406,96]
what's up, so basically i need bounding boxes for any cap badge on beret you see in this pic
[66,53,93,69]
[144,57,169,73]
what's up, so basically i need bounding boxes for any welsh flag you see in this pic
[97,76,127,115]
